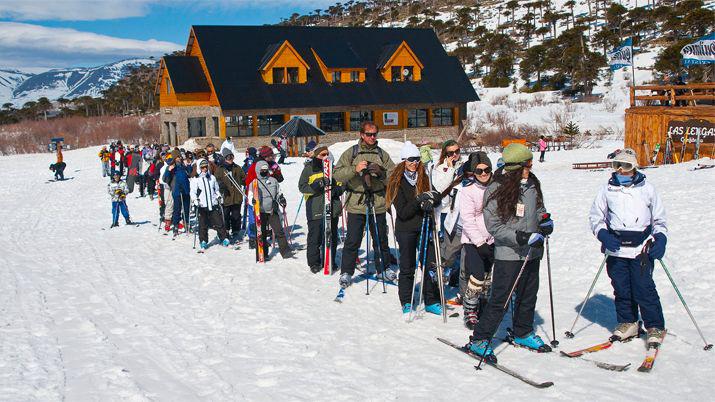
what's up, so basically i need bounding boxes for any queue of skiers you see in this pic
[101,123,685,368]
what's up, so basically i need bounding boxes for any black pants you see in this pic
[539,151,545,162]
[307,217,339,268]
[223,204,243,235]
[145,174,156,197]
[463,243,494,282]
[127,174,140,194]
[197,207,227,243]
[473,258,541,340]
[259,212,289,256]
[396,230,439,306]
[340,212,391,276]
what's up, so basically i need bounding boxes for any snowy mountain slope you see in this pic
[0,68,33,106]
[1,141,714,400]
[1,58,158,107]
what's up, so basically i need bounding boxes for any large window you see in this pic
[350,71,360,82]
[225,115,253,137]
[188,117,206,138]
[272,68,285,84]
[391,66,401,82]
[407,109,428,128]
[257,114,284,136]
[287,67,299,83]
[320,112,345,132]
[432,108,454,126]
[390,65,414,82]
[331,71,341,83]
[349,110,373,131]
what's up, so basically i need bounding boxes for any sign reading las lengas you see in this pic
[667,119,715,144]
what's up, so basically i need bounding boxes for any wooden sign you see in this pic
[667,119,715,144]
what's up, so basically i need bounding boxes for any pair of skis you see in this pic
[560,331,667,373]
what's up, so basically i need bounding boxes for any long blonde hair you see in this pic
[386,161,431,209]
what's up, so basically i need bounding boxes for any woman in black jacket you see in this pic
[385,142,442,317]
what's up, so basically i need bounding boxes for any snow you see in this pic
[2,140,715,400]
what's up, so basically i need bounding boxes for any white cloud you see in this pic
[0,22,182,70]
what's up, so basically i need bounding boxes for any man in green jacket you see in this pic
[333,121,396,288]
[215,148,246,240]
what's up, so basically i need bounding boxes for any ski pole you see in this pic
[565,255,608,338]
[281,205,293,246]
[658,259,713,350]
[416,217,430,315]
[364,203,371,296]
[389,208,399,260]
[545,237,559,347]
[430,213,448,324]
[409,215,429,322]
[411,215,431,322]
[193,206,198,249]
[289,196,303,239]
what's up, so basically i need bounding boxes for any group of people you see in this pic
[102,122,670,363]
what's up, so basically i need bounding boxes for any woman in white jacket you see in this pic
[589,148,667,346]
[191,159,229,250]
[459,151,495,330]
[432,140,464,284]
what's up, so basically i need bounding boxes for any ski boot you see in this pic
[125,218,133,225]
[425,303,443,316]
[110,222,119,228]
[646,327,667,348]
[164,220,172,233]
[380,268,397,282]
[310,265,322,274]
[462,297,479,330]
[222,238,230,247]
[610,322,640,342]
[402,303,412,315]
[513,332,552,353]
[467,338,496,363]
[339,273,352,289]
[200,241,208,250]
[280,249,295,259]
[248,239,256,249]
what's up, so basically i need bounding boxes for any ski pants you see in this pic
[539,150,546,162]
[112,200,130,224]
[127,174,140,194]
[197,207,227,244]
[306,217,339,268]
[163,185,173,222]
[102,161,110,177]
[473,258,541,340]
[461,243,495,295]
[396,230,439,307]
[259,212,289,255]
[223,203,243,236]
[145,174,156,197]
[340,212,391,276]
[442,227,464,288]
[606,256,664,329]
[171,192,190,226]
[54,162,66,180]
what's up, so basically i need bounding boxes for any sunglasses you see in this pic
[405,156,420,163]
[362,131,378,138]
[317,152,329,158]
[474,166,492,175]
[612,161,634,171]
[446,150,461,157]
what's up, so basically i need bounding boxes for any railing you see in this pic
[630,83,715,107]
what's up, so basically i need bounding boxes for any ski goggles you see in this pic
[405,156,421,163]
[612,161,634,171]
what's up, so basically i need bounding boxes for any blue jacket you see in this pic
[163,163,191,196]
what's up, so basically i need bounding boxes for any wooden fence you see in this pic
[630,83,715,107]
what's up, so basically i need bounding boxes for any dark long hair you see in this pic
[488,167,544,223]
[438,140,459,165]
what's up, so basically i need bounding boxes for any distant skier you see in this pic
[589,148,667,346]
[50,143,66,180]
[190,159,230,250]
[98,145,111,177]
[108,172,132,227]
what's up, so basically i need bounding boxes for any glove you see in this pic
[278,195,287,208]
[597,229,621,252]
[539,213,554,236]
[193,199,200,207]
[648,233,667,260]
[366,163,383,177]
[420,199,434,212]
[332,185,344,199]
[516,231,544,247]
[310,178,326,192]
[416,190,440,212]
[217,195,223,204]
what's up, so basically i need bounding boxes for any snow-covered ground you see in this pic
[1,141,714,400]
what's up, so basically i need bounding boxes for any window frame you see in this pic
[350,71,360,82]
[331,71,341,83]
[407,109,428,128]
[272,67,285,84]
[187,117,207,138]
[320,111,345,132]
[286,67,299,84]
[431,108,454,127]
[165,77,171,95]
[257,114,284,136]
[349,110,373,131]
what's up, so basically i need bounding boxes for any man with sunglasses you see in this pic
[589,148,668,347]
[333,121,396,288]
[216,148,247,241]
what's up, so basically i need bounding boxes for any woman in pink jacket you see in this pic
[538,135,547,162]
[459,151,495,330]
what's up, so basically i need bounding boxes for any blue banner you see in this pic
[608,38,633,71]
[681,32,715,66]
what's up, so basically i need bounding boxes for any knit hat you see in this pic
[400,141,420,160]
[502,143,533,171]
[255,160,269,172]
[221,147,234,158]
[464,151,492,173]
[247,147,257,157]
[313,145,328,156]
[305,140,317,153]
[199,159,209,168]
[610,148,638,168]
[259,146,274,159]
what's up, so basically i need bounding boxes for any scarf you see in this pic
[403,170,417,187]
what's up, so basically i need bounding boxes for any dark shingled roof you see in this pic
[164,56,210,93]
[376,43,401,69]
[258,43,283,71]
[272,116,325,137]
[312,42,362,68]
[190,25,478,111]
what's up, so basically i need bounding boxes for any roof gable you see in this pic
[258,40,310,72]
[163,56,211,93]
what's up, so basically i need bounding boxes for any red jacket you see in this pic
[244,159,284,186]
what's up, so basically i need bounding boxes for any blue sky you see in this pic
[0,0,335,72]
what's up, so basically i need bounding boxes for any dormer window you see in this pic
[287,67,299,83]
[311,45,366,84]
[378,41,423,83]
[331,71,341,83]
[272,68,285,84]
[259,40,309,84]
[350,71,360,82]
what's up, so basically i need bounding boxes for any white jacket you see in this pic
[589,173,667,259]
[220,140,236,156]
[190,172,221,211]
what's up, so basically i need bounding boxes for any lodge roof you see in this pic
[163,56,211,93]
[188,25,478,111]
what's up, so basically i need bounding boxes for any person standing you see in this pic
[126,146,144,196]
[98,146,111,177]
[163,151,192,236]
[386,141,443,315]
[589,148,667,345]
[215,148,246,240]
[221,136,236,157]
[107,172,132,227]
[467,143,554,361]
[459,151,495,330]
[333,121,396,288]
[277,135,288,164]
[538,136,547,163]
[159,152,175,233]
[190,159,230,250]
[248,161,293,260]
[298,146,342,273]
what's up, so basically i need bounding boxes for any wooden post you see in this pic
[670,88,676,106]
[630,86,635,107]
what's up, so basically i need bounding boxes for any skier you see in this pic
[385,141,442,315]
[114,143,125,177]
[538,136,547,163]
[190,159,230,250]
[467,143,554,361]
[126,145,144,196]
[277,135,288,164]
[163,151,192,236]
[220,135,236,157]
[50,143,66,181]
[248,161,293,260]
[459,151,495,330]
[298,146,342,273]
[215,148,246,240]
[158,152,174,232]
[589,148,667,345]
[333,121,396,288]
[107,172,132,227]
[98,145,111,177]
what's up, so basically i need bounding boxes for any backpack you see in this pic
[349,144,386,165]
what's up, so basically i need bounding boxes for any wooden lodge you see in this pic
[155,26,478,152]
[625,83,715,166]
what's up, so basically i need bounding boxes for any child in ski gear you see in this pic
[215,148,246,239]
[538,136,547,163]
[386,141,442,314]
[190,159,229,249]
[298,146,343,273]
[249,160,293,259]
[459,151,495,330]
[468,143,553,360]
[589,148,667,344]
[108,172,131,227]
[333,121,396,288]
[99,146,111,177]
